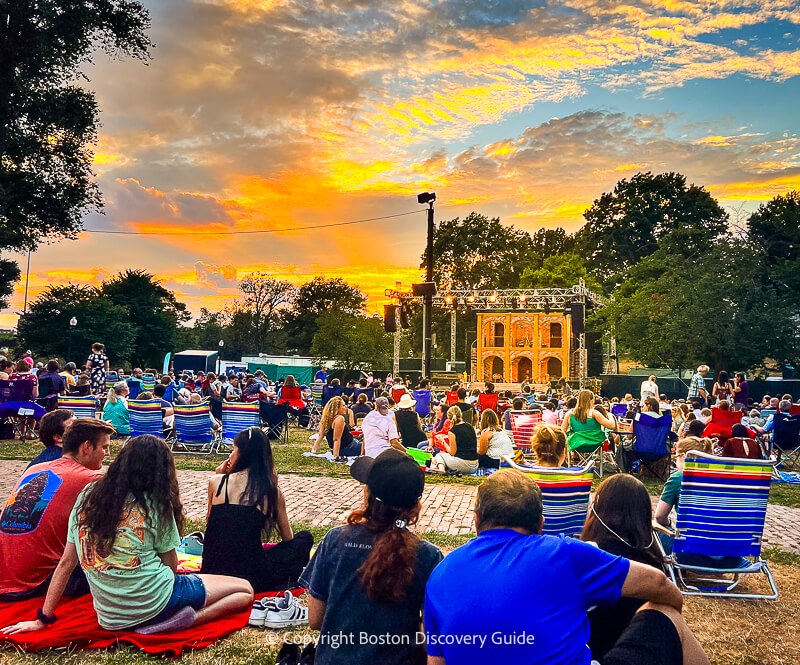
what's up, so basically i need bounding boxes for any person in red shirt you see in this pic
[0,418,114,600]
[723,424,764,460]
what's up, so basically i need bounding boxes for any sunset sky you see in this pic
[3,0,800,327]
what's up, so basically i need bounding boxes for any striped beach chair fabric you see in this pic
[508,410,543,452]
[57,395,98,420]
[104,371,119,391]
[141,373,157,392]
[129,399,165,438]
[222,401,260,441]
[311,383,324,407]
[499,457,594,537]
[666,451,777,599]
[173,403,217,454]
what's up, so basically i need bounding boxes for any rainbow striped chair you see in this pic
[660,451,777,599]
[57,395,98,420]
[129,399,166,438]
[508,410,543,453]
[172,402,217,454]
[499,457,594,537]
[104,371,119,391]
[141,373,157,393]
[221,401,260,443]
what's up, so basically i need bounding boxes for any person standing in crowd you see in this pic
[26,409,75,469]
[2,435,253,635]
[85,343,109,396]
[733,372,749,411]
[640,375,659,403]
[687,365,709,406]
[361,397,404,458]
[0,419,113,601]
[202,428,313,592]
[424,469,709,665]
[300,450,442,665]
[711,371,734,405]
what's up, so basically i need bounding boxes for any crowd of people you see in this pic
[1,346,797,663]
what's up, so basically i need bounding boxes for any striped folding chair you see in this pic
[508,410,542,453]
[129,399,166,438]
[499,457,594,537]
[104,371,119,391]
[222,401,260,442]
[173,403,217,454]
[659,451,777,599]
[311,383,324,407]
[141,373,157,392]
[57,395,98,420]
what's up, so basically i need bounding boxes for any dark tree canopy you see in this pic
[311,311,391,375]
[747,191,800,302]
[422,212,533,290]
[575,172,729,290]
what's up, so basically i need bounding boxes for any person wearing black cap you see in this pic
[299,449,442,665]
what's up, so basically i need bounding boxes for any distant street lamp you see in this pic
[68,316,77,362]
[218,339,224,374]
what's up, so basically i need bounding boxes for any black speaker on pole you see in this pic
[384,305,397,333]
[569,303,585,334]
[399,304,410,329]
[411,282,437,297]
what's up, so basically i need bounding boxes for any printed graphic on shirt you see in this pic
[79,503,146,572]
[0,470,63,535]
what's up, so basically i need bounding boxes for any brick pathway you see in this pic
[2,460,799,551]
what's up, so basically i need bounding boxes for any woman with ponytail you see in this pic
[102,381,130,436]
[300,449,443,664]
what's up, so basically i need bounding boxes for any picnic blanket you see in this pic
[0,589,304,657]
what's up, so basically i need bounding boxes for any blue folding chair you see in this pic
[353,386,375,402]
[413,389,433,423]
[126,378,142,400]
[622,412,672,480]
[222,401,260,441]
[771,412,800,470]
[657,452,777,599]
[141,373,157,393]
[610,403,628,419]
[57,395,98,420]
[129,399,165,438]
[172,403,217,454]
[322,384,344,405]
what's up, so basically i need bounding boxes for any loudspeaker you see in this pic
[569,303,585,333]
[399,305,410,329]
[586,332,603,376]
[411,282,437,297]
[384,305,397,333]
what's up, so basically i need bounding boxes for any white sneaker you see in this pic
[248,596,282,627]
[264,590,308,629]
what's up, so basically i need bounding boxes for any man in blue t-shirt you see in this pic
[424,470,708,665]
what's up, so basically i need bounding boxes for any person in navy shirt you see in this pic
[424,469,709,665]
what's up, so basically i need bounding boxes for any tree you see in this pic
[311,312,392,376]
[284,277,367,354]
[598,240,798,372]
[0,259,20,310]
[235,274,297,353]
[574,172,729,290]
[101,270,190,369]
[520,252,602,292]
[526,227,574,272]
[17,284,135,363]
[422,212,533,290]
[0,1,152,296]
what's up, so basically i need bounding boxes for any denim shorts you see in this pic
[142,573,206,626]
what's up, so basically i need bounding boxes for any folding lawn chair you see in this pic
[477,392,498,414]
[126,378,142,400]
[57,395,98,420]
[656,451,777,599]
[129,399,167,438]
[508,410,542,454]
[172,403,218,454]
[311,383,324,407]
[500,456,594,537]
[222,401,260,441]
[141,373,157,393]
[771,412,800,471]
[353,386,375,402]
[260,401,289,444]
[413,389,433,425]
[0,379,46,438]
[702,407,742,443]
[445,390,459,406]
[105,371,119,391]
[622,412,672,480]
[610,403,628,419]
[391,387,407,404]
[322,384,344,405]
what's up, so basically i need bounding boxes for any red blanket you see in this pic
[0,589,304,657]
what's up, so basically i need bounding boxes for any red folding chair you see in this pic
[477,392,498,414]
[508,410,543,452]
[391,387,407,404]
[446,391,459,406]
[702,407,743,442]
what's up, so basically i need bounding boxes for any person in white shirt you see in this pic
[640,375,659,403]
[361,397,405,458]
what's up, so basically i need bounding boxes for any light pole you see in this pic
[218,339,224,375]
[68,316,77,362]
[417,192,436,379]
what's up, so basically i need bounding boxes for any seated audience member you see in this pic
[698,407,712,424]
[102,381,131,436]
[466,388,480,406]
[582,474,667,661]
[541,400,559,425]
[72,373,91,396]
[188,393,221,431]
[561,389,615,453]
[452,388,476,427]
[350,393,372,422]
[0,419,114,600]
[311,397,362,458]
[424,469,709,665]
[641,397,661,417]
[677,412,697,438]
[37,359,67,403]
[202,428,312,591]
[242,377,268,403]
[278,375,309,426]
[531,423,568,467]
[300,450,442,664]
[395,394,427,449]
[763,399,792,437]
[502,397,526,430]
[26,409,75,469]
[2,435,252,636]
[0,358,14,380]
[685,418,706,438]
[361,397,404,458]
[477,408,514,469]
[723,423,763,459]
[430,406,478,476]
[9,359,39,440]
[153,384,176,429]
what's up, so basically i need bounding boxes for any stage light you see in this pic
[467,293,476,303]
[489,292,498,303]
[444,295,453,305]
[518,294,527,303]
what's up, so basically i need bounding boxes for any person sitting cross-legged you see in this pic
[424,469,710,665]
